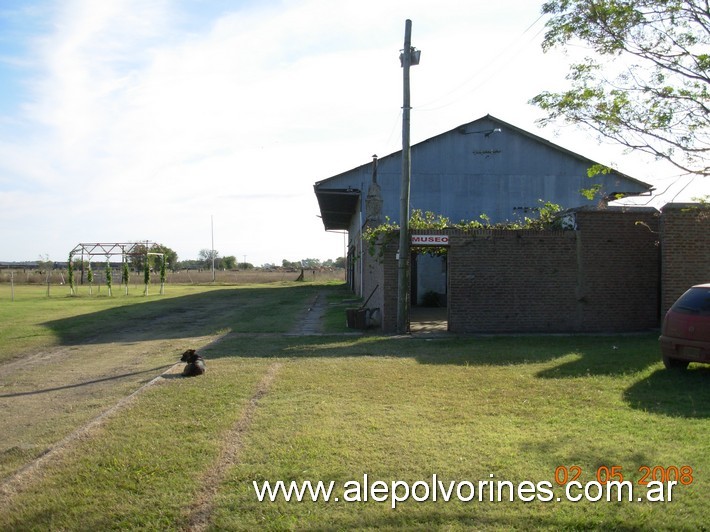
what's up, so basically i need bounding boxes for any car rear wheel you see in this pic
[663,355,690,370]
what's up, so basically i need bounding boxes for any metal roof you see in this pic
[313,114,654,230]
[314,187,360,230]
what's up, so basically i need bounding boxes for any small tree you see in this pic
[198,248,219,269]
[38,255,53,297]
[87,263,94,295]
[160,255,166,295]
[105,261,112,297]
[67,253,75,295]
[143,260,150,296]
[122,261,130,295]
[222,255,237,270]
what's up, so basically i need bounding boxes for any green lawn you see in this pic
[0,283,708,530]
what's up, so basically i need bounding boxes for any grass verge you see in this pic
[1,283,708,530]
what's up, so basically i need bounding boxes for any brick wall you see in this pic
[660,203,710,314]
[574,209,660,332]
[377,209,661,333]
[448,230,579,332]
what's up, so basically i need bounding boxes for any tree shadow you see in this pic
[534,337,659,379]
[41,284,325,346]
[201,331,661,378]
[623,366,710,418]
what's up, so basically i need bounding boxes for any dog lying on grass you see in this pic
[180,349,206,377]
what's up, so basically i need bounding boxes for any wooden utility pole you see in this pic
[397,19,416,334]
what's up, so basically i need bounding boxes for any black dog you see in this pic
[180,349,206,377]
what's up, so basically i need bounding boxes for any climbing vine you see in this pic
[67,253,75,295]
[87,263,94,295]
[160,255,166,295]
[363,201,565,259]
[122,262,130,295]
[143,260,150,295]
[105,261,112,297]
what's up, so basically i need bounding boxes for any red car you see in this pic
[659,283,710,369]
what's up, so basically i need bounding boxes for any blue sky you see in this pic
[0,0,688,265]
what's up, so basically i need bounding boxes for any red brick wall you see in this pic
[447,230,579,332]
[660,203,710,314]
[378,209,661,333]
[573,209,660,332]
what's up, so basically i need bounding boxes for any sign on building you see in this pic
[411,234,449,246]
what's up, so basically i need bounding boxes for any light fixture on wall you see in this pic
[458,127,502,136]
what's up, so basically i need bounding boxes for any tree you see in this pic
[159,255,166,295]
[105,261,113,297]
[532,0,709,176]
[301,258,322,269]
[38,254,53,297]
[87,263,94,295]
[153,244,178,271]
[199,248,219,269]
[122,261,130,295]
[221,255,237,270]
[67,253,75,295]
[143,260,150,296]
[129,244,149,272]
[130,243,178,272]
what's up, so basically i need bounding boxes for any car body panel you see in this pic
[659,284,710,367]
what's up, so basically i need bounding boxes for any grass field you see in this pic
[0,282,708,530]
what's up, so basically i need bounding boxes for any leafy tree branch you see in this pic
[532,0,710,176]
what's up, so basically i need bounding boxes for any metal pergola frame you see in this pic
[69,242,163,289]
[69,242,159,261]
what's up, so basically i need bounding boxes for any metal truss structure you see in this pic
[69,242,159,262]
[69,242,165,292]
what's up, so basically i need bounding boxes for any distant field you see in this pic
[0,267,345,289]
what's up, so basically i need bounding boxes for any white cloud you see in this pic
[0,0,683,264]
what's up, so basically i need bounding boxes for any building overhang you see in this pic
[314,187,361,230]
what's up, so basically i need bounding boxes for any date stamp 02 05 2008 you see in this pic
[554,465,694,487]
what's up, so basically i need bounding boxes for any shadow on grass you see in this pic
[206,332,710,419]
[208,333,661,375]
[41,284,326,346]
[533,337,658,378]
[41,283,708,420]
[0,364,175,398]
[623,366,710,418]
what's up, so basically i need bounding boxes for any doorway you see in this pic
[410,251,448,333]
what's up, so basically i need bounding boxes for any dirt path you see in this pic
[286,291,328,335]
[0,331,225,482]
[1,290,326,484]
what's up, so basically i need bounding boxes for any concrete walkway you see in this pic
[410,307,449,335]
[287,292,328,335]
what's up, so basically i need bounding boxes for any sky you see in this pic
[0,0,699,266]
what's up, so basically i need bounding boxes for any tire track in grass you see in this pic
[0,332,233,501]
[0,360,185,502]
[185,361,281,531]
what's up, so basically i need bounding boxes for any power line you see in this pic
[416,14,546,113]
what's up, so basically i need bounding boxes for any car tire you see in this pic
[662,355,690,370]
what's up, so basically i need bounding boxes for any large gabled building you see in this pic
[315,115,651,296]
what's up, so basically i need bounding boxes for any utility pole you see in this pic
[211,215,216,282]
[397,19,420,334]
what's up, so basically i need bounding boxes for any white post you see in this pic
[211,215,216,282]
